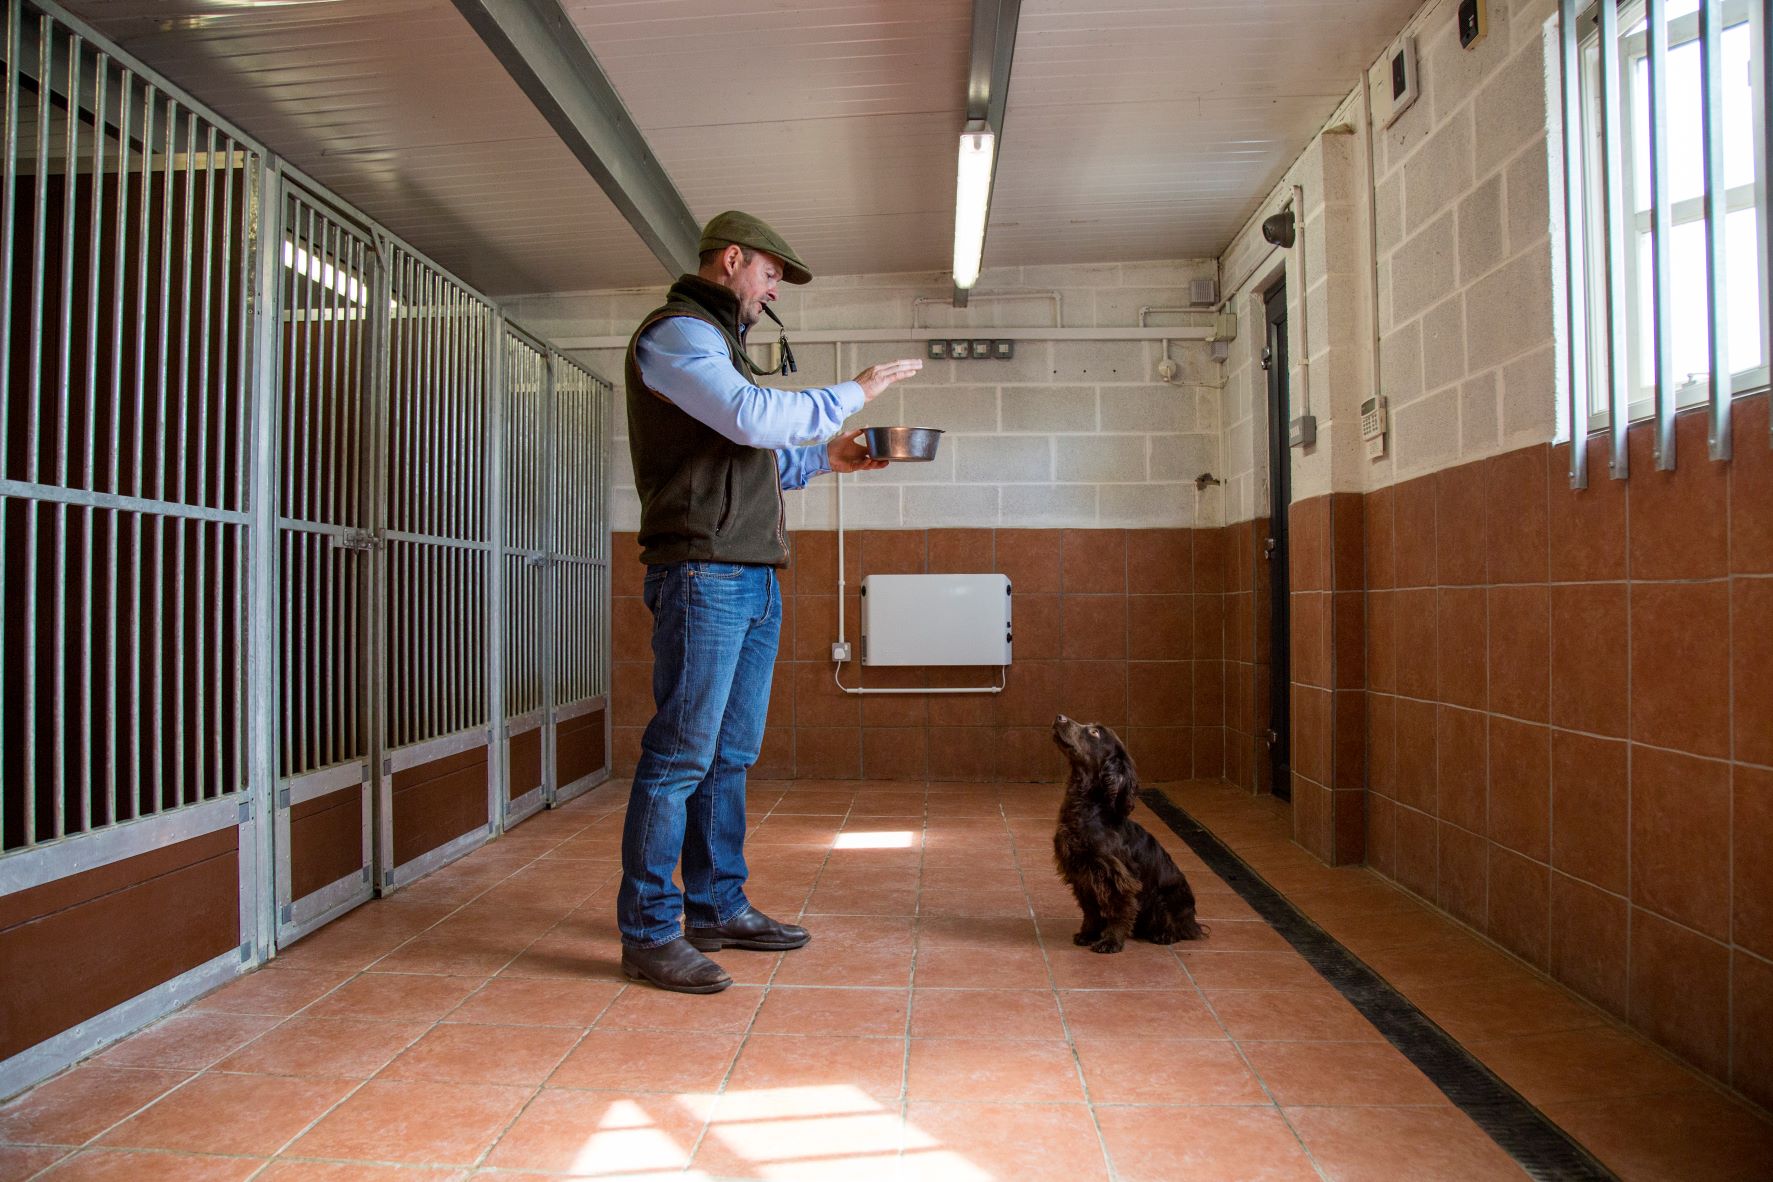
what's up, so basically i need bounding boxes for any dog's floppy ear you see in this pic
[1102,742,1139,818]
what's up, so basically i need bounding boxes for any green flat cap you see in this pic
[699,210,812,285]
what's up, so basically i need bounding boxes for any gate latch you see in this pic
[525,551,556,569]
[1263,536,1276,558]
[331,529,380,552]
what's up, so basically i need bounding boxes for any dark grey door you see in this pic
[1263,283,1291,801]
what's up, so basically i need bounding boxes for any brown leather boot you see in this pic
[620,937,733,994]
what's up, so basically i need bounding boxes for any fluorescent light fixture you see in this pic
[952,121,995,289]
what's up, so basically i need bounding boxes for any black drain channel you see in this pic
[1140,789,1616,1182]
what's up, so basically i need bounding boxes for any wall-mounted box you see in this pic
[861,574,1012,666]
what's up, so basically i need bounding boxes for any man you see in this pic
[617,210,922,993]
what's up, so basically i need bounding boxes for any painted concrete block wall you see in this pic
[1217,0,1562,523]
[502,261,1226,533]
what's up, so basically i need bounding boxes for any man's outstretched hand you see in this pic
[853,358,922,401]
[827,428,888,473]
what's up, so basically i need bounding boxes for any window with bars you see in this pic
[1561,0,1769,473]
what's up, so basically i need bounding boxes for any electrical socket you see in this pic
[831,641,852,663]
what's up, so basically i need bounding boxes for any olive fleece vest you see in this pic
[624,275,789,568]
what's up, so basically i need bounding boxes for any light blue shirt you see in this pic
[635,316,865,491]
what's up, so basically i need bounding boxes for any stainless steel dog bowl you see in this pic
[863,426,944,462]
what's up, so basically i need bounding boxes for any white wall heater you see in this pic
[860,574,1012,666]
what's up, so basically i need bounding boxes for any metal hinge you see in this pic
[1263,537,1276,558]
[361,866,372,884]
[276,788,290,809]
[1259,728,1279,747]
[239,940,253,963]
[279,903,293,924]
[1260,345,1272,371]
[382,758,393,777]
[238,801,252,824]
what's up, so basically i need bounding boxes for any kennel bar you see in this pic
[502,325,552,823]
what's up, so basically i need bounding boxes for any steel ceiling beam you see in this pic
[449,0,701,279]
[957,0,1021,306]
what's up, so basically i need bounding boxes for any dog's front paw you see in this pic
[1073,930,1099,946]
[1088,935,1125,954]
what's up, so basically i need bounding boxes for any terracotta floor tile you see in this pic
[751,986,910,1038]
[289,1079,531,1167]
[254,1162,468,1182]
[1356,934,1524,991]
[906,1037,1084,1103]
[1191,919,1292,952]
[379,1023,581,1087]
[694,1107,904,1182]
[482,1088,708,1175]
[215,1016,429,1079]
[35,1149,264,1180]
[191,968,348,1016]
[303,973,483,1023]
[912,942,1052,989]
[270,925,416,974]
[1204,988,1385,1042]
[547,1029,742,1093]
[1095,1104,1321,1181]
[94,1012,280,1070]
[1541,1090,1773,1182]
[595,983,763,1033]
[1055,988,1225,1040]
[98,1072,352,1156]
[370,933,523,977]
[726,1034,906,1102]
[1285,1105,1527,1180]
[1073,1037,1268,1105]
[1470,1026,1712,1106]
[1410,975,1607,1042]
[1244,1042,1447,1106]
[443,977,623,1027]
[0,1145,68,1180]
[917,887,1034,919]
[1178,951,1333,992]
[0,1066,190,1146]
[772,934,915,987]
[910,988,1066,1039]
[1043,937,1195,989]
[901,1101,1109,1182]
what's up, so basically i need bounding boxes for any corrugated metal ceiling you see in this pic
[62,0,1420,295]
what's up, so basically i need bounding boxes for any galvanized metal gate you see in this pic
[378,245,497,890]
[1,0,612,1098]
[0,0,265,1091]
[268,183,376,943]
[500,332,610,823]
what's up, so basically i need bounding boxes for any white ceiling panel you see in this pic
[61,0,1424,294]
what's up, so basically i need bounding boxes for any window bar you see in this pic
[79,52,107,832]
[173,107,195,807]
[1699,0,1731,460]
[1646,0,1676,469]
[151,93,174,814]
[1760,0,1771,449]
[52,29,80,838]
[22,10,51,843]
[130,84,152,817]
[1597,0,1630,478]
[211,136,233,795]
[1560,0,1592,489]
[0,0,17,848]
[323,219,340,767]
[105,67,130,825]
[192,124,214,798]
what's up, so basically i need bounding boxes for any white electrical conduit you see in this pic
[1293,182,1312,421]
[829,342,1004,696]
[1361,71,1385,408]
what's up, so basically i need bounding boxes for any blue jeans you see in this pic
[617,561,781,948]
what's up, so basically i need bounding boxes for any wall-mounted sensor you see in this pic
[1382,36,1419,129]
[1261,210,1295,248]
[1458,0,1487,49]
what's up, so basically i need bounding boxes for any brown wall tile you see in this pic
[1332,788,1367,865]
[1365,485,1396,590]
[1730,950,1773,1110]
[1013,593,1062,660]
[1367,693,1397,797]
[1062,529,1127,593]
[1549,584,1630,738]
[796,727,862,779]
[996,529,1062,592]
[611,533,644,595]
[1194,661,1226,727]
[1293,779,1333,859]
[1289,495,1330,593]
[1331,492,1366,592]
[1436,463,1489,586]
[997,660,1065,728]
[928,528,996,575]
[1394,588,1439,700]
[1395,806,1439,898]
[1436,706,1488,833]
[1730,394,1773,573]
[1547,438,1627,582]
[1629,908,1731,1080]
[1130,595,1191,662]
[928,727,999,781]
[863,727,930,780]
[1487,585,1550,723]
[1627,412,1729,581]
[1438,821,1489,929]
[1191,725,1225,780]
[1549,873,1629,1017]
[1735,764,1773,962]
[1062,595,1129,660]
[1332,592,1366,690]
[1436,588,1488,710]
[1193,594,1226,662]
[1124,726,1192,782]
[1367,792,1399,877]
[1290,592,1331,690]
[1631,746,1731,940]
[1333,690,1367,792]
[795,660,860,727]
[1732,578,1773,767]
[860,529,927,575]
[1486,445,1550,584]
[1126,528,1192,593]
[1394,474,1438,588]
[1629,581,1730,759]
[1486,846,1550,968]
[1489,718,1551,860]
[1062,660,1130,727]
[1394,697,1439,814]
[1366,590,1396,694]
[1550,730,1630,893]
[1292,685,1332,787]
[612,596,653,664]
[1002,727,1063,782]
[1129,662,1193,728]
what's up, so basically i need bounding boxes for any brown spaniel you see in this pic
[1051,715,1208,953]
